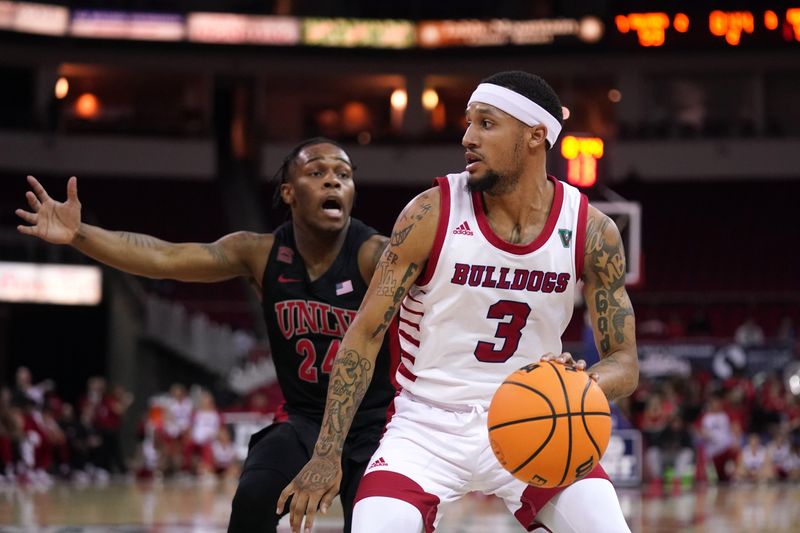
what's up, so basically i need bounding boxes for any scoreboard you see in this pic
[612,7,800,48]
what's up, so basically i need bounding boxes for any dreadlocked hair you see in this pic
[270,137,352,219]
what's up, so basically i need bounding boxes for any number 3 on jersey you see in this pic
[296,338,340,382]
[474,300,531,363]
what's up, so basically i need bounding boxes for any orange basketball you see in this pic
[487,361,611,488]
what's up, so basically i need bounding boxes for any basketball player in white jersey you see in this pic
[278,71,639,533]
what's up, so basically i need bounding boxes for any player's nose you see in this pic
[462,125,478,149]
[322,171,342,188]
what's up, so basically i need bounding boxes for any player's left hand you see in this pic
[540,352,599,382]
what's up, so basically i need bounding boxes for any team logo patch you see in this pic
[368,457,388,469]
[277,246,294,264]
[335,279,353,295]
[558,229,573,248]
[453,220,474,236]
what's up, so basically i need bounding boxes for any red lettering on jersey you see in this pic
[555,273,571,293]
[468,265,486,287]
[319,303,340,336]
[510,269,529,290]
[481,266,498,288]
[275,301,294,339]
[449,264,570,294]
[275,300,360,340]
[542,272,558,293]
[331,307,357,338]
[294,301,317,336]
[451,263,469,285]
[527,270,544,291]
[496,267,512,289]
[308,301,327,334]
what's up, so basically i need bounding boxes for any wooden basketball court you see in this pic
[1,479,799,532]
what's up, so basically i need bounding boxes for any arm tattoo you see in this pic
[371,263,419,338]
[315,348,374,457]
[201,243,231,267]
[390,224,414,246]
[390,196,433,246]
[116,231,160,249]
[585,214,638,400]
[586,216,633,356]
[371,195,430,334]
[293,457,339,489]
[375,259,397,297]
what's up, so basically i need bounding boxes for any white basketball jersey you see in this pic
[395,172,588,408]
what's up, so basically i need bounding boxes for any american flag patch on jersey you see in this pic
[335,280,353,295]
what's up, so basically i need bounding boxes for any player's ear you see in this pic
[280,182,294,206]
[528,125,547,149]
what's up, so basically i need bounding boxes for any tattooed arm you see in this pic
[16,175,270,284]
[278,188,440,533]
[581,206,639,402]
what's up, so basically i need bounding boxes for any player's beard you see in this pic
[466,140,523,196]
[467,169,520,196]
[467,170,499,193]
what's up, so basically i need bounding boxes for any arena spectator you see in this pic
[210,426,239,480]
[769,429,797,481]
[734,433,773,483]
[184,390,221,475]
[12,367,52,409]
[699,393,739,482]
[645,415,695,491]
[161,383,193,474]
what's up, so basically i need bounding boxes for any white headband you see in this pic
[467,83,562,148]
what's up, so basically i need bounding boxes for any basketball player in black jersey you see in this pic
[15,138,395,532]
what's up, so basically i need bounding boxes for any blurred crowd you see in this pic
[0,366,279,487]
[5,345,800,493]
[0,367,132,485]
[621,369,800,494]
[132,383,275,483]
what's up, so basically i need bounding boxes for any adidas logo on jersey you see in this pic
[452,221,474,236]
[368,457,388,469]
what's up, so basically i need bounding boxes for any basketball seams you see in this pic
[497,380,558,476]
[497,380,557,417]
[488,411,610,431]
[580,378,602,458]
[489,413,560,431]
[509,421,558,476]
[547,362,573,487]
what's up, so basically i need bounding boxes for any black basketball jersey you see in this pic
[261,218,394,431]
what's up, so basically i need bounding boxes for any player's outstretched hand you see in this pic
[16,175,82,245]
[540,352,599,382]
[277,455,342,533]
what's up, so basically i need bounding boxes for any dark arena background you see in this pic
[1,1,799,531]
